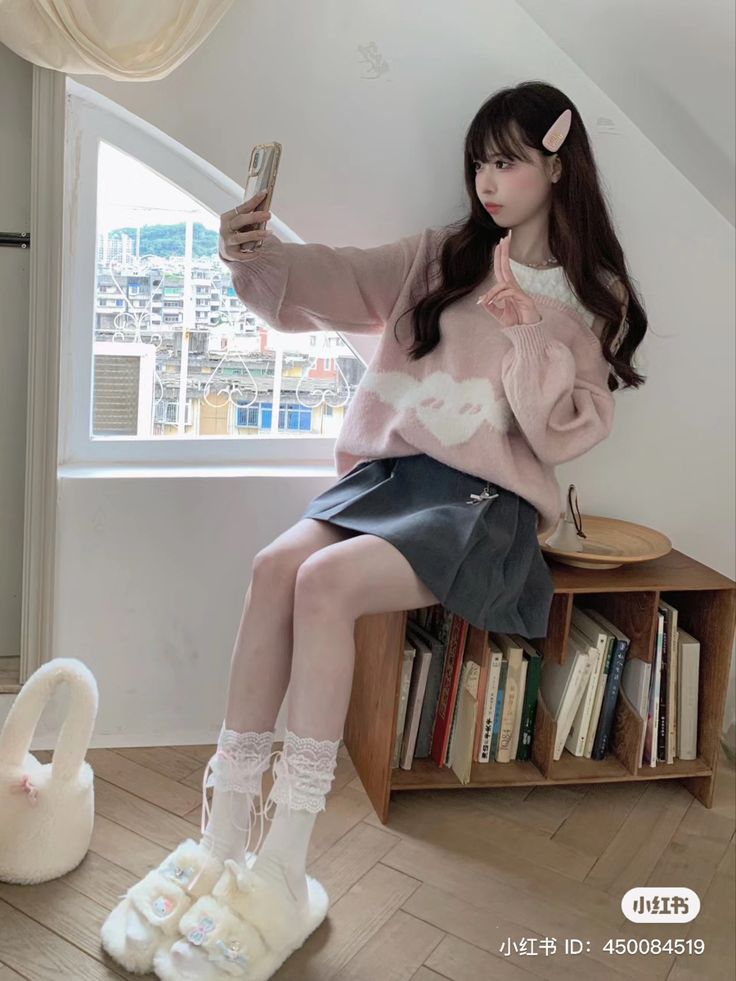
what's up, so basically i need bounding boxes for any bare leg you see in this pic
[167,533,441,978]
[255,533,440,902]
[169,519,368,978]
[224,518,361,732]
[288,533,440,739]
[202,519,360,862]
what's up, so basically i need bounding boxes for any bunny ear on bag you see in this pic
[0,658,98,774]
[542,108,572,152]
[0,657,99,884]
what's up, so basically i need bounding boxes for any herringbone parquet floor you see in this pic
[0,742,733,980]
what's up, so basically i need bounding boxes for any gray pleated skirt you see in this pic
[301,453,555,638]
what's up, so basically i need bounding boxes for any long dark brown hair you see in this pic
[395,81,646,392]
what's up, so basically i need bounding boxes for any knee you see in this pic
[294,553,354,618]
[251,543,300,592]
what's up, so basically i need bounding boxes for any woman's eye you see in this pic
[473,160,510,171]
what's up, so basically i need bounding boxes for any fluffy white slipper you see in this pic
[101,839,255,974]
[152,856,329,980]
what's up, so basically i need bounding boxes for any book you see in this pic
[621,655,652,719]
[564,623,605,757]
[566,609,609,757]
[392,639,417,768]
[477,644,503,763]
[408,607,431,631]
[509,658,528,759]
[446,634,473,767]
[643,612,665,766]
[495,655,518,763]
[594,650,629,758]
[450,660,481,784]
[583,630,614,758]
[431,613,470,767]
[620,655,651,767]
[677,626,700,760]
[581,608,632,761]
[514,639,542,761]
[406,620,447,759]
[659,601,680,764]
[657,608,669,762]
[540,642,592,761]
[594,641,629,760]
[491,634,525,763]
[471,633,492,762]
[489,658,508,761]
[400,628,434,769]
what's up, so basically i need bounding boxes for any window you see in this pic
[62,82,372,468]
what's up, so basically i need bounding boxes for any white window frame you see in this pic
[61,79,368,468]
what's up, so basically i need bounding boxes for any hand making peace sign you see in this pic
[476,229,543,327]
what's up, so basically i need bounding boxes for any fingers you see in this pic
[223,189,268,221]
[486,285,515,301]
[229,209,272,231]
[218,187,274,259]
[479,286,516,309]
[476,283,512,305]
[219,190,270,233]
[231,228,270,246]
[500,230,514,283]
[492,240,502,286]
[219,228,269,261]
[492,231,517,283]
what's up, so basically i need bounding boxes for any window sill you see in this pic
[57,461,338,480]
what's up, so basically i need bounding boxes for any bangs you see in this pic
[467,111,533,164]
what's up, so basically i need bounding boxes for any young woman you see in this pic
[102,81,646,981]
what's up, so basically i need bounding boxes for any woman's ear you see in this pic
[548,153,562,184]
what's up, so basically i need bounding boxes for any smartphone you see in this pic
[241,142,281,252]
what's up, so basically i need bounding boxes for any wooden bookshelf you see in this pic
[343,548,736,824]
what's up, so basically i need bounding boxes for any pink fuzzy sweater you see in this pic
[220,227,616,536]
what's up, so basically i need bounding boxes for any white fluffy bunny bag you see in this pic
[0,657,98,884]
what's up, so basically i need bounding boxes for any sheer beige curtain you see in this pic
[0,0,234,79]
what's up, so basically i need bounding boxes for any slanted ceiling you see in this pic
[518,0,735,224]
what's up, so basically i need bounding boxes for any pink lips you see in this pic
[485,203,502,211]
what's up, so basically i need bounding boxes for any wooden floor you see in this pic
[0,742,733,980]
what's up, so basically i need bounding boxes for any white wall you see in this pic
[518,0,735,224]
[1,0,733,746]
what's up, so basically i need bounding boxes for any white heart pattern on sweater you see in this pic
[361,370,513,445]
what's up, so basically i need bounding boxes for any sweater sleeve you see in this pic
[219,227,428,334]
[499,317,615,466]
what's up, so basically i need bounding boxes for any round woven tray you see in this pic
[539,514,672,570]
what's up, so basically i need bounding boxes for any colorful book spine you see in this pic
[516,650,542,761]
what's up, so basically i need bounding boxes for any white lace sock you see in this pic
[251,729,341,908]
[199,724,275,863]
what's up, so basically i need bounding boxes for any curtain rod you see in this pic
[0,233,31,248]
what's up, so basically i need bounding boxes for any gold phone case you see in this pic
[242,142,281,252]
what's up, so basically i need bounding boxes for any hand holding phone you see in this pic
[218,189,272,262]
[218,142,281,261]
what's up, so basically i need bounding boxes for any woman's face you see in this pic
[473,143,558,228]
